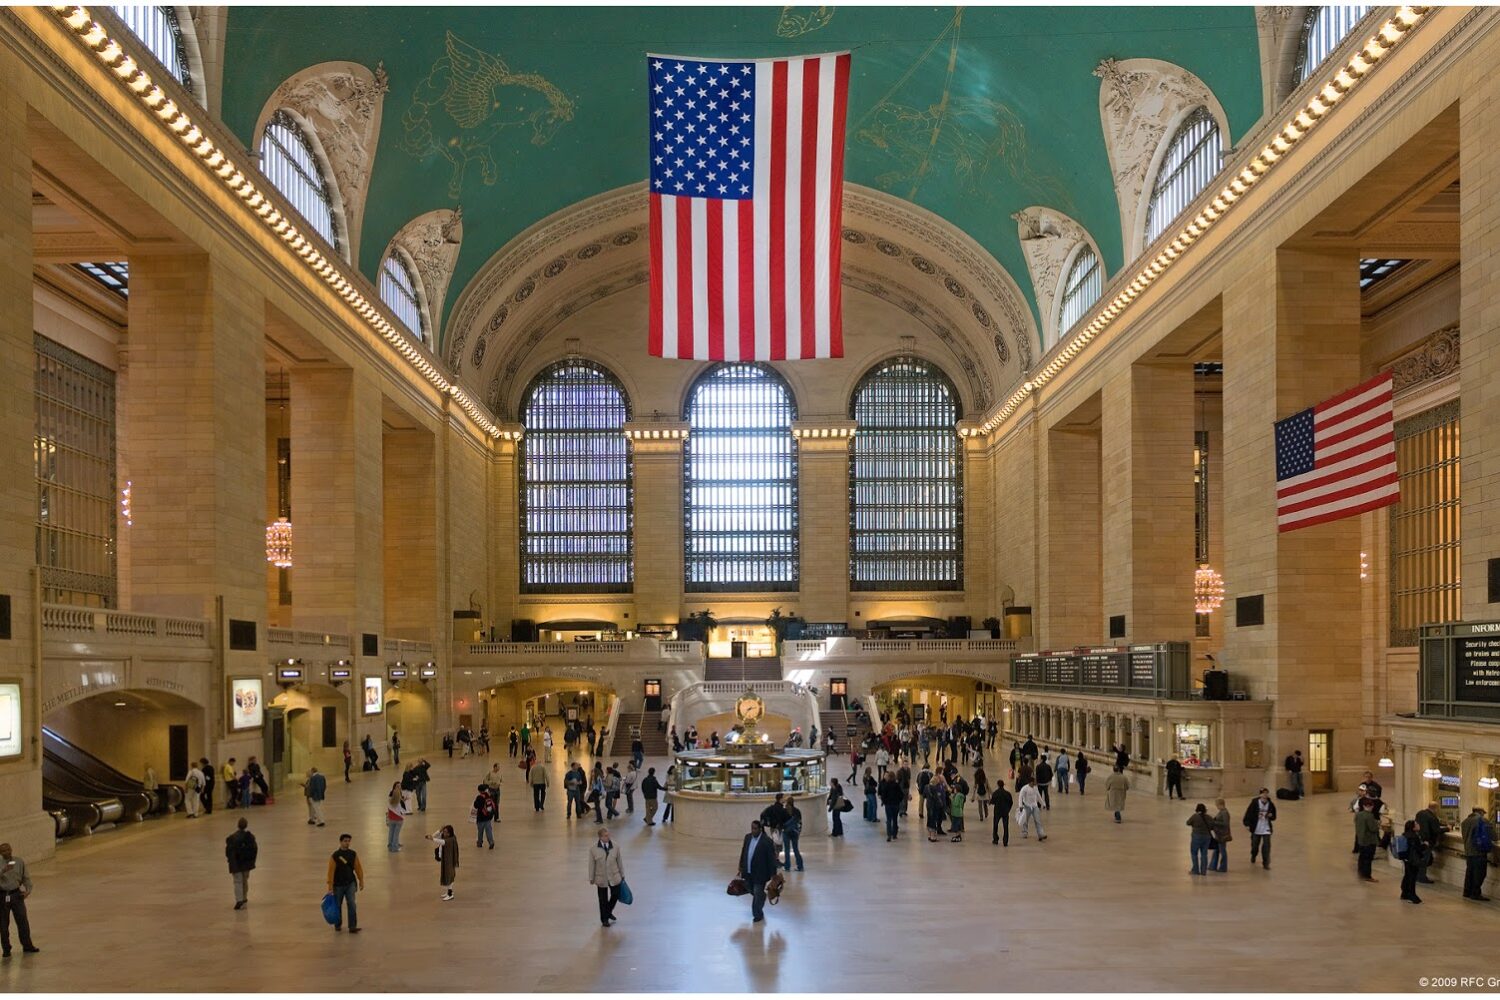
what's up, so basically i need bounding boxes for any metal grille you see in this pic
[35,335,117,607]
[1359,258,1410,290]
[1390,401,1460,646]
[379,251,428,343]
[1144,107,1222,247]
[73,261,130,297]
[1056,245,1102,342]
[260,109,339,252]
[110,5,191,91]
[1297,6,1374,84]
[684,363,798,592]
[849,357,962,591]
[520,361,633,593]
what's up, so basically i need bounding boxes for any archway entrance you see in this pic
[385,681,436,758]
[45,687,208,783]
[871,674,983,727]
[270,683,350,779]
[477,677,616,757]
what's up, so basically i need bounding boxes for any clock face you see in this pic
[736,696,764,722]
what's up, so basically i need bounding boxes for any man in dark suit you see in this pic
[738,820,779,923]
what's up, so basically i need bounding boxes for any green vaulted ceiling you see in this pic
[220,6,1263,347]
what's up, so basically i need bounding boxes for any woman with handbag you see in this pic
[385,783,405,853]
[588,827,626,926]
[862,767,879,823]
[827,779,847,837]
[426,824,459,900]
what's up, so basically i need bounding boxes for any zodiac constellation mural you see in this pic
[775,6,835,37]
[401,30,576,198]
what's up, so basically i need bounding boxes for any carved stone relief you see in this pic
[260,60,389,261]
[1011,205,1100,345]
[1093,58,1222,256]
[388,208,463,347]
[1387,324,1459,394]
[1254,6,1306,111]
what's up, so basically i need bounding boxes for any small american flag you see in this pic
[1274,371,1400,532]
[647,52,851,361]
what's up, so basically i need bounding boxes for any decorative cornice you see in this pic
[1387,324,1459,395]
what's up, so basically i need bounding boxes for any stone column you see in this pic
[488,427,520,635]
[1460,69,1500,617]
[960,424,993,620]
[1101,362,1195,644]
[1222,246,1364,788]
[289,367,384,637]
[1040,424,1102,648]
[625,423,688,625]
[383,425,438,638]
[794,421,855,622]
[0,68,52,858]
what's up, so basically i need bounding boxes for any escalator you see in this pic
[41,726,182,837]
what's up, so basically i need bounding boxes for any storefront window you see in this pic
[1426,756,1462,826]
[1175,723,1212,767]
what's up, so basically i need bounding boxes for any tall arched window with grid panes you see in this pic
[110,6,192,92]
[849,357,962,591]
[259,109,341,255]
[1297,6,1374,85]
[1144,107,1222,247]
[684,363,798,592]
[379,249,429,345]
[1055,244,1103,344]
[519,361,633,593]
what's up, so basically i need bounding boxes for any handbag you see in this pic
[726,877,749,897]
[838,798,854,813]
[617,879,634,906]
[320,891,339,926]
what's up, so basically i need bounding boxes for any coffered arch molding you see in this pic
[446,183,1037,420]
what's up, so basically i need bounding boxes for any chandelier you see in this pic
[1193,564,1224,615]
[265,516,293,568]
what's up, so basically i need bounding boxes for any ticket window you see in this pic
[1175,723,1211,767]
[1428,757,1463,826]
[1483,765,1499,820]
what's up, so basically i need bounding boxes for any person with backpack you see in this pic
[1242,788,1277,869]
[1461,806,1493,901]
[472,785,497,849]
[1075,750,1091,795]
[1395,819,1429,904]
[225,817,258,910]
[1034,755,1053,810]
[990,778,1014,846]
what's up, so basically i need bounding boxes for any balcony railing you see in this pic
[782,637,1019,659]
[42,604,210,645]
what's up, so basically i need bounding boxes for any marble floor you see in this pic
[1,749,1495,993]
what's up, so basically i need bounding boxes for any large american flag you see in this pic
[647,52,851,361]
[1274,371,1400,532]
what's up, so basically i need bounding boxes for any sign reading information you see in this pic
[1454,635,1500,703]
[1418,620,1500,719]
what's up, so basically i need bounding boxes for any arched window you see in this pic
[849,357,962,591]
[519,361,633,593]
[1297,6,1374,85]
[110,6,191,91]
[260,109,340,252]
[1144,107,1222,247]
[684,363,798,592]
[1055,245,1102,342]
[379,250,428,344]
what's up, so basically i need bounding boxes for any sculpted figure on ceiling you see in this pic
[387,207,464,345]
[263,61,388,261]
[1012,206,1100,347]
[1094,57,1224,257]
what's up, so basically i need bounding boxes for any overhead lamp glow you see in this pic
[1421,767,1442,780]
[1377,756,1394,768]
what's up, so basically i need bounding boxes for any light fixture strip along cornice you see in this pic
[46,5,502,440]
[975,5,1429,438]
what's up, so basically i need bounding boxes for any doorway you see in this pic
[1308,730,1332,792]
[830,678,848,710]
[644,679,662,712]
[168,725,189,781]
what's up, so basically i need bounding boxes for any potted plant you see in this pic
[766,607,806,653]
[982,616,1001,639]
[679,609,718,643]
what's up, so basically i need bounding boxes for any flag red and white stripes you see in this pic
[1274,371,1400,532]
[647,52,850,360]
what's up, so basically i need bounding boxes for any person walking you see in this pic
[590,763,606,824]
[1053,750,1070,796]
[225,817,257,910]
[948,782,966,843]
[390,730,401,766]
[662,765,676,824]
[897,763,912,817]
[926,775,950,842]
[1242,788,1277,869]
[604,764,622,819]
[879,772,903,842]
[782,802,805,871]
[1285,749,1305,799]
[1034,755,1053,810]
[0,843,40,956]
[304,766,327,827]
[1017,777,1047,841]
[566,762,587,820]
[473,785,497,849]
[342,743,353,783]
[1397,819,1428,904]
[508,726,519,758]
[827,779,846,838]
[990,778,1013,847]
[623,762,639,814]
[589,828,626,927]
[411,758,431,813]
[875,746,890,780]
[1104,766,1130,824]
[1165,757,1185,800]
[973,766,990,824]
[427,825,459,900]
[641,767,664,825]
[543,727,554,764]
[738,820,779,923]
[531,759,550,812]
[862,767,879,823]
[1187,803,1213,875]
[386,782,406,852]
[630,733,645,771]
[326,833,364,932]
[1460,806,1493,901]
[1209,798,1232,873]
[1354,797,1381,882]
[483,762,505,820]
[184,760,204,819]
[199,757,216,815]
[1075,751,1090,795]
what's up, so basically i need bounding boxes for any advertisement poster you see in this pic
[0,682,21,758]
[363,675,384,715]
[230,677,264,731]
